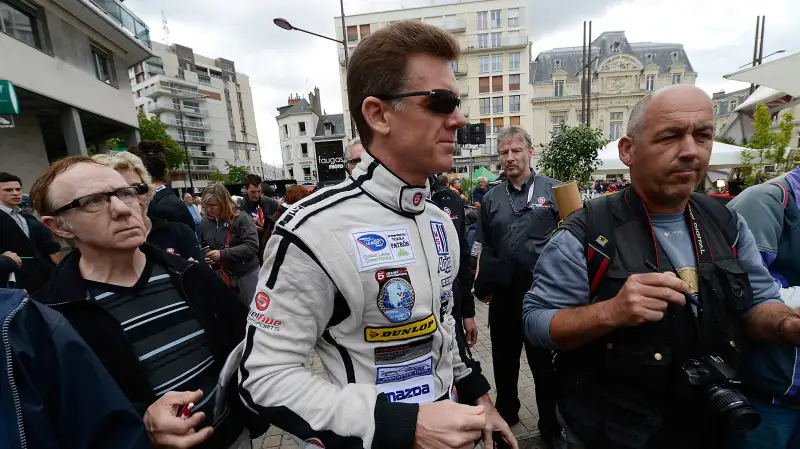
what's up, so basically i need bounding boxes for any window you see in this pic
[92,45,114,85]
[492,76,503,92]
[301,143,308,156]
[729,99,738,111]
[288,168,294,178]
[492,97,503,114]
[551,113,566,133]
[508,8,520,26]
[282,124,289,139]
[609,112,623,140]
[509,95,520,113]
[509,52,520,70]
[672,73,681,85]
[490,10,501,28]
[554,80,564,97]
[450,60,459,73]
[508,30,520,45]
[479,77,490,94]
[646,74,656,91]
[346,26,358,42]
[491,32,502,48]
[477,11,487,29]
[478,34,488,49]
[299,122,306,135]
[198,74,211,85]
[359,24,371,38]
[479,98,490,115]
[491,54,502,72]
[478,55,489,73]
[509,74,520,91]
[303,167,311,177]
[0,0,38,48]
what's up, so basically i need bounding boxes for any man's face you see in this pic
[620,86,714,209]
[183,193,193,205]
[346,144,365,174]
[44,163,146,251]
[383,53,467,177]
[246,184,262,202]
[0,181,22,208]
[499,136,534,179]
[478,180,487,189]
[119,169,148,210]
[193,196,201,206]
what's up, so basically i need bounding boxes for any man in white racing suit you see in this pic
[239,20,516,449]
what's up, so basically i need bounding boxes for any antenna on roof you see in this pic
[162,10,170,46]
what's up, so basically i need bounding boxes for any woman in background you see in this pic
[200,184,260,304]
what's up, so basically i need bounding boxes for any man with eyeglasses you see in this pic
[473,125,564,448]
[240,20,516,449]
[344,136,365,175]
[30,156,255,449]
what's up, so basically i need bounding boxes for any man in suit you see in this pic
[0,172,61,293]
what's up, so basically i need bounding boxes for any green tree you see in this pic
[208,169,225,183]
[224,162,248,185]
[738,103,798,186]
[107,111,186,169]
[537,124,607,185]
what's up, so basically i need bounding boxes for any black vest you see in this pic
[0,211,53,293]
[557,189,751,449]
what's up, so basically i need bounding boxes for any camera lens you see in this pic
[706,386,761,434]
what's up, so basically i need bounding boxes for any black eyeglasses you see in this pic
[377,89,461,114]
[51,184,148,215]
[347,157,361,166]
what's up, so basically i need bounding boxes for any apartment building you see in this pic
[1,0,152,188]
[335,0,529,173]
[712,88,750,134]
[530,31,697,164]
[129,41,261,191]
[276,88,348,185]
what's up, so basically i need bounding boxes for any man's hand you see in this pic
[463,318,478,348]
[415,401,486,449]
[206,250,221,262]
[475,395,518,449]
[1,251,22,267]
[604,272,688,327]
[144,390,213,449]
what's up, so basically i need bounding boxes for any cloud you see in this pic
[126,0,799,167]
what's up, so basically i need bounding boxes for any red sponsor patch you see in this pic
[412,192,423,206]
[255,292,270,311]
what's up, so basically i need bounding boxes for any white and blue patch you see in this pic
[378,278,415,323]
[356,234,387,252]
[376,357,433,384]
[430,221,449,256]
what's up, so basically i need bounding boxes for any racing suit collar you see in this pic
[353,150,430,215]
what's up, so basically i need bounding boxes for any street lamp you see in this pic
[738,49,785,68]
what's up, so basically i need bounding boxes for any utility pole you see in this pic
[581,21,587,125]
[586,21,592,126]
[750,16,765,95]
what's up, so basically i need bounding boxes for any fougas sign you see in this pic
[315,140,347,184]
[0,81,19,115]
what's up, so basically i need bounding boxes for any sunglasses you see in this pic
[347,157,361,166]
[377,89,461,114]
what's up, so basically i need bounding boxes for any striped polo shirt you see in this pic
[86,260,218,426]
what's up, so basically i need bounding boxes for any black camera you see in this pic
[681,356,761,434]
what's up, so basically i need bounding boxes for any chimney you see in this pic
[287,94,300,105]
[309,86,322,116]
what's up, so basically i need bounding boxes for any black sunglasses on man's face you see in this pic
[376,89,461,114]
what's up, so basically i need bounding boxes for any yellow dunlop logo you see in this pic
[365,314,437,342]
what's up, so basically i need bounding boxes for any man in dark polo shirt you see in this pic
[30,156,252,449]
[473,126,563,447]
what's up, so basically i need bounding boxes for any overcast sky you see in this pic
[125,0,799,166]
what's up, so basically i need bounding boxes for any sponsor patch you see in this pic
[441,276,453,288]
[439,290,453,321]
[381,381,433,404]
[374,336,433,365]
[376,357,433,385]
[350,227,415,272]
[438,255,452,275]
[412,192,423,206]
[376,268,415,323]
[247,310,282,331]
[254,292,270,311]
[365,314,437,342]
[595,235,608,247]
[430,221,449,256]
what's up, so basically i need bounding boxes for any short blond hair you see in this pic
[92,151,155,199]
[201,183,236,221]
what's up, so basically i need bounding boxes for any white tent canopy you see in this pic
[594,139,747,174]
[724,51,800,97]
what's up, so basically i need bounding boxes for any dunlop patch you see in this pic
[365,314,437,342]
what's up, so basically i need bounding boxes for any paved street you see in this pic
[253,301,548,449]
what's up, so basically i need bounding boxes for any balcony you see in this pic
[147,65,165,75]
[462,35,528,53]
[161,118,210,130]
[147,101,178,113]
[176,164,218,173]
[459,85,469,96]
[189,150,215,158]
[86,0,151,47]
[172,134,214,144]
[181,106,209,117]
[444,17,467,33]
[452,61,468,76]
[143,85,206,100]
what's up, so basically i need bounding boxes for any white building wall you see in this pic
[0,114,50,189]
[277,112,319,183]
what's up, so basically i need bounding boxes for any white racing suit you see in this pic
[239,151,490,449]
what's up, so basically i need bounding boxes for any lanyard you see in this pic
[504,176,536,216]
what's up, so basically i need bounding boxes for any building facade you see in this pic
[129,41,261,191]
[530,31,697,165]
[335,0,528,174]
[712,88,750,135]
[1,0,152,188]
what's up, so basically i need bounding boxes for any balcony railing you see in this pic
[451,61,468,76]
[87,0,151,47]
[459,85,469,96]
[143,85,206,100]
[174,134,214,144]
[462,35,528,53]
[181,106,209,117]
[443,17,467,33]
[146,101,177,113]
[189,150,215,158]
[176,164,218,173]
[161,118,210,130]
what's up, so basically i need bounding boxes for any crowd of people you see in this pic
[1,18,800,449]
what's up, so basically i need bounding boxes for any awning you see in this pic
[595,139,746,173]
[723,52,800,97]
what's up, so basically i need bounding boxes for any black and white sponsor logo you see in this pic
[385,383,431,402]
[441,276,453,288]
[438,255,452,274]
[374,336,433,365]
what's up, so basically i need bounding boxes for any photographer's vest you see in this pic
[557,189,752,449]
